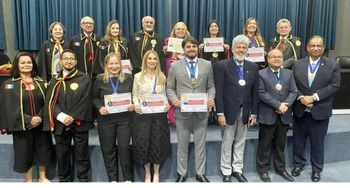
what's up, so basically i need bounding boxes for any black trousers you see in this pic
[256,117,289,173]
[293,113,329,172]
[97,116,133,182]
[54,130,91,182]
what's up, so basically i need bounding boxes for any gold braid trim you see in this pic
[19,80,25,130]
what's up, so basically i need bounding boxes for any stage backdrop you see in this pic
[6,0,337,51]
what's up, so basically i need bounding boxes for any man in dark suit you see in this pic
[214,35,259,182]
[267,18,303,69]
[256,49,297,182]
[166,37,215,182]
[291,35,340,182]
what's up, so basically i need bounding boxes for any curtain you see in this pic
[0,1,6,50]
[12,0,337,51]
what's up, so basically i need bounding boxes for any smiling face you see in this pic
[183,41,198,59]
[276,22,291,37]
[60,52,77,72]
[106,55,121,76]
[232,42,248,62]
[80,17,94,34]
[307,37,325,60]
[110,23,120,38]
[18,56,33,74]
[209,22,219,36]
[174,24,187,39]
[267,49,283,70]
[246,19,257,34]
[51,24,64,41]
[146,52,158,71]
[142,16,155,33]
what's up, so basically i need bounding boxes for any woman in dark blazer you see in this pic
[93,52,134,182]
[0,52,52,182]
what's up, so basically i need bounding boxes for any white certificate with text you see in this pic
[203,37,224,52]
[140,94,166,114]
[104,92,131,114]
[245,47,265,62]
[167,37,184,54]
[180,93,208,112]
[121,59,133,74]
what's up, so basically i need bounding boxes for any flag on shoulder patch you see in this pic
[4,84,14,90]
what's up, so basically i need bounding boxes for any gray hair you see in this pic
[231,35,250,48]
[276,18,291,28]
[80,16,94,24]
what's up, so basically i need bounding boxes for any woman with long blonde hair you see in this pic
[132,50,170,182]
[93,52,134,182]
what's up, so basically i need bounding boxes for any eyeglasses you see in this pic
[82,22,94,25]
[62,57,76,61]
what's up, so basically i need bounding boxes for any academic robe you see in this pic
[43,69,93,135]
[69,33,101,77]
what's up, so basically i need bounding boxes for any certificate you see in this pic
[104,92,131,114]
[140,94,166,114]
[180,93,208,112]
[245,47,265,62]
[121,59,133,74]
[203,37,224,52]
[167,37,184,54]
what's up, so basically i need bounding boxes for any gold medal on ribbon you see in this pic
[191,78,197,85]
[212,52,218,58]
[70,83,79,90]
[308,74,315,80]
[276,83,282,91]
[238,79,246,86]
[151,39,157,48]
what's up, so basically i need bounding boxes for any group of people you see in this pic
[0,15,340,183]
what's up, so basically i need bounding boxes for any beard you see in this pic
[234,53,246,62]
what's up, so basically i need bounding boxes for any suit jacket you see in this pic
[214,59,259,125]
[258,67,298,125]
[166,58,215,120]
[292,56,341,120]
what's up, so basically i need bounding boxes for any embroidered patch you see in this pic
[74,41,80,46]
[4,84,14,90]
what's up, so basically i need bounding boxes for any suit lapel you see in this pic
[310,57,326,88]
[228,59,239,81]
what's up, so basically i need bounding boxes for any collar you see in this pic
[81,33,96,41]
[269,67,281,73]
[50,38,64,44]
[55,69,78,80]
[274,34,293,42]
[309,56,321,64]
[185,57,198,63]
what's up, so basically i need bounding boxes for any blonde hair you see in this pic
[170,22,191,38]
[242,17,265,47]
[102,52,125,83]
[140,50,166,86]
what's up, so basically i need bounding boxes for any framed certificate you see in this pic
[140,94,167,114]
[104,92,132,114]
[167,37,184,54]
[121,59,133,74]
[245,47,265,62]
[203,37,224,52]
[180,93,208,112]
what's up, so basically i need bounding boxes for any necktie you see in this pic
[189,61,195,73]
[86,36,94,63]
[278,38,286,51]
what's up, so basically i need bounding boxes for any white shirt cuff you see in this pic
[57,112,69,124]
[313,93,320,101]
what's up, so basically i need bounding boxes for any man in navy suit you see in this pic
[256,49,297,182]
[214,35,259,182]
[291,35,340,182]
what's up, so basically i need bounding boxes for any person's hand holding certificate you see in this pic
[180,93,208,112]
[104,92,132,114]
[140,94,167,114]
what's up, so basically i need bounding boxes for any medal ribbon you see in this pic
[236,63,244,80]
[153,76,157,93]
[273,71,281,84]
[109,78,119,93]
[309,60,321,74]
